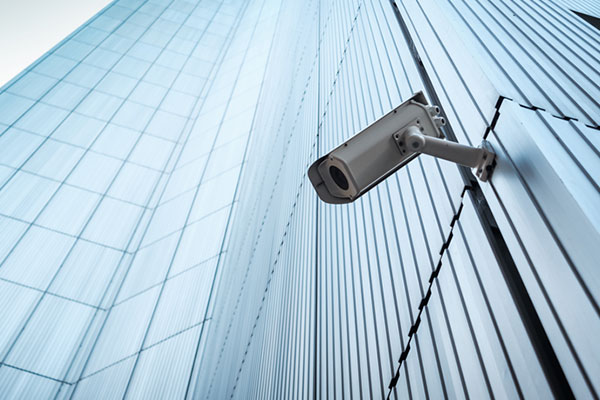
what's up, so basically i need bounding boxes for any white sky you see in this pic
[0,0,112,88]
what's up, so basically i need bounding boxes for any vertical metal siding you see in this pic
[195,0,599,398]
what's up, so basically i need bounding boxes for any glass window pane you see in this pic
[22,140,85,181]
[189,166,239,221]
[54,40,95,61]
[145,262,215,346]
[50,240,125,307]
[64,63,107,88]
[129,81,168,108]
[125,325,201,399]
[32,55,78,79]
[0,128,45,168]
[76,90,123,120]
[128,41,163,62]
[67,151,123,193]
[42,81,90,110]
[96,71,138,98]
[14,103,69,136]
[73,26,110,46]
[72,358,135,400]
[6,295,95,380]
[112,56,151,78]
[160,90,196,116]
[156,50,187,70]
[81,197,144,250]
[0,165,16,188]
[0,93,35,125]
[83,286,160,374]
[7,72,58,100]
[0,172,60,222]
[111,101,154,130]
[100,34,135,54]
[142,190,194,245]
[0,366,61,398]
[91,123,139,159]
[129,134,174,169]
[37,185,101,236]
[161,155,207,203]
[172,73,206,95]
[51,113,107,148]
[144,64,178,87]
[0,226,75,289]
[146,110,187,141]
[109,162,161,205]
[83,47,121,70]
[117,232,179,302]
[89,14,122,32]
[0,281,41,355]
[169,207,228,276]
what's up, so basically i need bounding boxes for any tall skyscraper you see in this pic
[0,0,598,398]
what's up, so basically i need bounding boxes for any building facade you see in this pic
[0,0,598,398]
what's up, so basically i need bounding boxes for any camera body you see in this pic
[309,92,445,204]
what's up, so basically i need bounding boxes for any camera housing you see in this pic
[308,91,495,204]
[309,92,445,204]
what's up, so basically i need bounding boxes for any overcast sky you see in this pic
[0,0,112,88]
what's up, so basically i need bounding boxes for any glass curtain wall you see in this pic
[0,0,282,397]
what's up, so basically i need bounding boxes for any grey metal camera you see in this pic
[308,92,495,204]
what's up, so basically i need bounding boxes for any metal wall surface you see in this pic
[394,0,600,397]
[557,0,600,17]
[485,99,600,398]
[195,0,600,398]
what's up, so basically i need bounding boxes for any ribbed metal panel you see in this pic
[558,0,600,17]
[194,0,599,398]
[397,0,600,136]
[486,99,600,398]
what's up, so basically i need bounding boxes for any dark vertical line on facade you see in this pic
[454,213,525,399]
[403,168,432,399]
[355,8,400,394]
[339,48,364,398]
[339,208,354,400]
[359,200,386,399]
[388,1,575,398]
[326,199,333,399]
[444,251,495,399]
[313,0,321,398]
[351,205,374,398]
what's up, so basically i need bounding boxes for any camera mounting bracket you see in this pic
[394,125,496,181]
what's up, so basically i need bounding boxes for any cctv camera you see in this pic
[308,92,495,204]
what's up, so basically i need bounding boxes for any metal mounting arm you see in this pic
[395,126,495,181]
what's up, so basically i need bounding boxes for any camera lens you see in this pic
[329,165,349,190]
